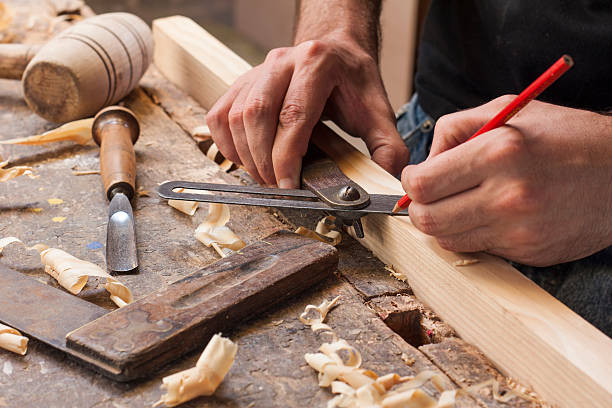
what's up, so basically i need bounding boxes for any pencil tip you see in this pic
[392,203,401,214]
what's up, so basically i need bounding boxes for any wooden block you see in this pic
[66,231,338,381]
[151,16,612,407]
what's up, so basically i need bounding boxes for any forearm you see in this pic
[294,0,382,60]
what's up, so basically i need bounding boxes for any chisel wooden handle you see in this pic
[0,44,41,79]
[92,106,139,201]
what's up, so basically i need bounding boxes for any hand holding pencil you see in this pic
[393,55,574,213]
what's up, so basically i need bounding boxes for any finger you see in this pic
[272,64,335,188]
[429,95,517,157]
[435,225,493,253]
[228,83,265,185]
[207,81,244,165]
[408,185,490,237]
[364,116,410,177]
[243,52,294,185]
[401,137,489,204]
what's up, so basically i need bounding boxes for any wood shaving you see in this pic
[153,333,237,407]
[47,198,63,205]
[299,297,539,408]
[195,203,245,256]
[192,125,211,139]
[0,157,35,182]
[0,118,93,146]
[40,247,132,307]
[296,216,341,246]
[51,216,66,223]
[72,169,99,176]
[452,259,479,267]
[384,264,407,282]
[168,188,198,216]
[0,237,132,308]
[0,323,28,355]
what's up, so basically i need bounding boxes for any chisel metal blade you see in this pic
[107,192,138,272]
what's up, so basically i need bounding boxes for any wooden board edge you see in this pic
[151,15,612,407]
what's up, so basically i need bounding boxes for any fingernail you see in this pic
[278,178,297,189]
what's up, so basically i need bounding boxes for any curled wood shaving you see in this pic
[195,203,245,256]
[168,188,198,216]
[0,118,94,146]
[153,333,237,407]
[300,297,539,408]
[296,216,341,246]
[0,323,28,355]
[40,247,132,307]
[453,259,479,267]
[0,237,132,308]
[192,125,211,139]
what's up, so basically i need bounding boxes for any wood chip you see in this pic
[195,203,245,256]
[72,169,99,176]
[168,188,198,216]
[0,118,93,146]
[299,297,538,407]
[452,259,479,267]
[0,157,34,182]
[40,247,133,308]
[296,216,341,246]
[153,334,237,407]
[0,323,28,355]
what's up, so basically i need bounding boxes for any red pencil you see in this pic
[392,54,574,213]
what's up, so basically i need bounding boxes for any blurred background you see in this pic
[87,0,430,111]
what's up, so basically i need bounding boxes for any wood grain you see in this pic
[152,15,612,407]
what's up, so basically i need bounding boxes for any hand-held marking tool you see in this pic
[0,13,153,123]
[392,54,574,213]
[92,106,139,273]
[0,231,337,381]
[158,145,409,238]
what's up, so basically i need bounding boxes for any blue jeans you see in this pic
[396,94,612,338]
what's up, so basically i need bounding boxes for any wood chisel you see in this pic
[0,231,337,381]
[159,145,409,238]
[92,106,139,273]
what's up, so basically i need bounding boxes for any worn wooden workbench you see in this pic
[0,1,535,407]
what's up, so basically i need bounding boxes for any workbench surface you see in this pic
[0,2,529,407]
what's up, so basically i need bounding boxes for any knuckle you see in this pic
[299,39,328,59]
[495,182,540,215]
[265,47,287,62]
[278,103,308,128]
[406,173,430,203]
[243,98,269,122]
[494,94,517,106]
[487,130,526,163]
[227,107,244,128]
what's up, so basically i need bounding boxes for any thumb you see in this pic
[429,95,517,158]
[362,115,410,178]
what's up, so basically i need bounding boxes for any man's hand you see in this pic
[401,96,612,266]
[206,37,408,188]
[206,0,409,188]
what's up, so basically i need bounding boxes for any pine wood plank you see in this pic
[152,15,612,408]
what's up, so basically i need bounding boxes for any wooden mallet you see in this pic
[0,12,153,123]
